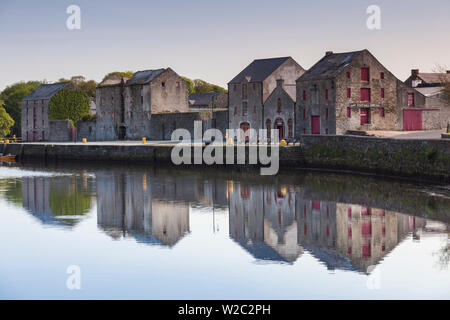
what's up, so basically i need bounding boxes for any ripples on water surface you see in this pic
[0,164,448,299]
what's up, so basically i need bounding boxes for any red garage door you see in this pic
[403,109,422,131]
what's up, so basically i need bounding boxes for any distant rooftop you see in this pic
[188,92,222,106]
[297,50,365,81]
[23,82,70,101]
[229,57,291,84]
[126,69,166,85]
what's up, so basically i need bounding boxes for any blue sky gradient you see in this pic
[0,0,449,91]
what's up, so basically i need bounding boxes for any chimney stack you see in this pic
[411,69,419,79]
[276,79,285,88]
[325,51,333,56]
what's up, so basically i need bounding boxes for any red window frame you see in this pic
[303,90,306,100]
[325,89,329,100]
[361,67,370,81]
[347,107,351,118]
[380,107,385,117]
[380,72,384,79]
[380,88,385,98]
[346,71,350,79]
[360,88,371,102]
[325,108,329,120]
[303,109,306,120]
[347,88,351,98]
[325,128,329,135]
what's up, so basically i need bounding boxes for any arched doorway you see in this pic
[274,118,285,139]
[240,122,250,142]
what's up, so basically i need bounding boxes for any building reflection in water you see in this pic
[1,165,447,273]
[21,174,93,227]
[96,171,191,247]
[228,181,442,272]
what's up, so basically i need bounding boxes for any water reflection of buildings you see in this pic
[229,182,303,263]
[21,175,92,227]
[96,171,192,247]
[229,182,431,272]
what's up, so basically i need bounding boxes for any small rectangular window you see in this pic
[303,90,306,101]
[380,72,384,79]
[325,108,329,120]
[242,102,248,116]
[347,107,351,118]
[380,88,385,98]
[346,71,350,79]
[408,93,415,106]
[347,88,351,98]
[380,107,385,117]
[325,89,329,100]
[303,109,306,120]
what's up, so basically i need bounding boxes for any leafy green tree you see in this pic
[0,106,14,137]
[57,77,97,101]
[182,77,226,94]
[102,71,134,82]
[182,77,195,94]
[0,81,42,135]
[49,89,90,123]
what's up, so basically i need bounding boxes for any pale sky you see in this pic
[0,0,449,91]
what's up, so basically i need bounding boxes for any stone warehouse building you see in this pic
[21,82,76,142]
[96,68,189,140]
[295,49,439,135]
[93,68,228,141]
[228,57,305,139]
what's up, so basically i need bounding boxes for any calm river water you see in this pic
[0,163,449,299]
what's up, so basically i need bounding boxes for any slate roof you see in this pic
[417,73,450,84]
[297,50,364,82]
[126,69,166,85]
[415,86,444,97]
[188,92,220,107]
[229,57,291,84]
[23,82,70,101]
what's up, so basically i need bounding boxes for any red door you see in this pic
[311,116,320,134]
[360,108,370,125]
[403,109,422,131]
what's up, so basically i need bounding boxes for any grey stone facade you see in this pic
[228,57,305,135]
[296,50,428,135]
[263,79,296,140]
[95,68,190,141]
